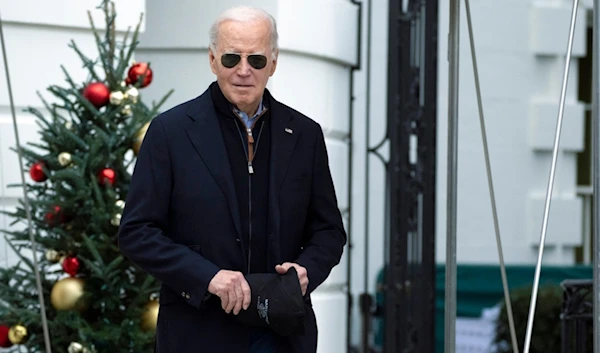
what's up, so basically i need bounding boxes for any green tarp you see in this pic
[373,264,593,352]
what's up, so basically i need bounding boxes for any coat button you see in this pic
[236,238,241,242]
[185,294,191,300]
[181,291,186,297]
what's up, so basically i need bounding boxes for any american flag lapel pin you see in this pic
[285,128,293,134]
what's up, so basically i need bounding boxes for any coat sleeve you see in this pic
[118,118,220,308]
[294,126,347,295]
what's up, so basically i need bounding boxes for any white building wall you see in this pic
[0,0,145,266]
[135,1,359,352]
[435,0,591,265]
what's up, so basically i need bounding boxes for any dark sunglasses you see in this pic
[221,53,268,70]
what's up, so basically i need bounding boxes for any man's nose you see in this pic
[236,57,252,76]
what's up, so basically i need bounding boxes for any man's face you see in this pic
[209,19,277,114]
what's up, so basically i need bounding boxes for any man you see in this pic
[118,5,346,353]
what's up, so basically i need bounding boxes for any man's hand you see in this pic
[275,262,309,296]
[207,270,251,315]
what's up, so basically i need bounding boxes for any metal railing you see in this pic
[561,279,593,353]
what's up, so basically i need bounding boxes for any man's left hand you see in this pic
[275,262,308,296]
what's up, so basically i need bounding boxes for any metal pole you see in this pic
[592,0,600,351]
[0,11,52,353]
[463,1,519,351]
[445,0,460,352]
[523,0,580,352]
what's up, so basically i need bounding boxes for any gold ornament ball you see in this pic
[140,300,159,331]
[51,277,85,311]
[45,249,61,263]
[67,342,90,353]
[8,325,27,344]
[109,91,125,105]
[57,152,72,167]
[67,342,82,353]
[132,122,150,155]
[110,213,122,227]
[121,104,132,116]
[115,199,125,209]
[125,87,139,103]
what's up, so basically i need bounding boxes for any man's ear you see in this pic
[209,47,218,75]
[269,50,279,77]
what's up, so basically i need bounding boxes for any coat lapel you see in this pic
[184,92,243,242]
[268,97,299,266]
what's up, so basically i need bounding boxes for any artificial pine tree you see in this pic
[0,2,172,352]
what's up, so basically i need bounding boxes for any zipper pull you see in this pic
[248,162,254,174]
[247,128,255,161]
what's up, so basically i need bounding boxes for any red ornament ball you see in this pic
[44,206,71,226]
[83,82,110,108]
[0,325,12,348]
[127,62,153,88]
[98,168,116,186]
[44,206,62,227]
[29,162,47,182]
[62,256,80,277]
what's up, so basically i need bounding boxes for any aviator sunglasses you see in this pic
[221,53,268,70]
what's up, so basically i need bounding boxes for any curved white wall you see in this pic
[136,1,358,351]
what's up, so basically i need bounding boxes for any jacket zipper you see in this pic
[233,108,267,273]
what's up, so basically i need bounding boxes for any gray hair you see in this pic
[209,6,279,59]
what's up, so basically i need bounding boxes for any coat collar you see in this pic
[184,89,243,243]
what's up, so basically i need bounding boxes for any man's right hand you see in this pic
[207,270,251,315]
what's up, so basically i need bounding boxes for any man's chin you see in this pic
[230,95,255,106]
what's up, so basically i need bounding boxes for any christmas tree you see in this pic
[0,2,172,352]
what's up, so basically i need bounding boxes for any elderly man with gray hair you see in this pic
[118,5,346,353]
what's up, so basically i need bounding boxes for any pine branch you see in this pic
[47,86,80,114]
[49,105,69,125]
[59,65,83,92]
[88,175,107,217]
[26,103,53,132]
[116,25,133,79]
[104,255,123,275]
[68,85,102,116]
[25,105,48,122]
[5,239,36,272]
[68,40,101,82]
[105,1,117,85]
[11,146,46,165]
[60,127,89,151]
[120,13,144,74]
[87,11,111,86]
[78,255,104,279]
[20,143,47,156]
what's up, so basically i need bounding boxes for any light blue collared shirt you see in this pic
[234,99,266,129]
